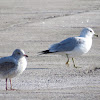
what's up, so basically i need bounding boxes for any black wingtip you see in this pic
[39,50,53,55]
[41,50,51,54]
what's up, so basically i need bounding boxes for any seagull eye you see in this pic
[90,30,92,32]
[18,53,20,55]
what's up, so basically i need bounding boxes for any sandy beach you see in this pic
[0,0,100,100]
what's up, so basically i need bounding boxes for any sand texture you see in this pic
[0,0,100,100]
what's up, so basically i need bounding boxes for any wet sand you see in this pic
[0,0,100,100]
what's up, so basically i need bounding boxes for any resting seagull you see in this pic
[0,49,28,90]
[40,27,98,68]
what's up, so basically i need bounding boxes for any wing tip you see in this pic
[39,50,53,55]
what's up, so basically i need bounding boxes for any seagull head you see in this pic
[12,49,28,59]
[80,27,98,38]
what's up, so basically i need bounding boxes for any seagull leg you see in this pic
[6,78,8,90]
[9,79,13,90]
[66,54,69,66]
[9,79,16,90]
[72,58,78,68]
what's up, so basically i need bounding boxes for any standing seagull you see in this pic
[0,49,28,90]
[40,27,98,68]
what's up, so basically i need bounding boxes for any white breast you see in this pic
[17,57,27,75]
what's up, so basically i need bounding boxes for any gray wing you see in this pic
[49,37,83,52]
[0,62,16,72]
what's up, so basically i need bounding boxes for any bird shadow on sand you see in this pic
[26,68,50,70]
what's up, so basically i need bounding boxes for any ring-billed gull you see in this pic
[0,49,28,90]
[40,27,98,68]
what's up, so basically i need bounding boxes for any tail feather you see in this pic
[40,50,53,54]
